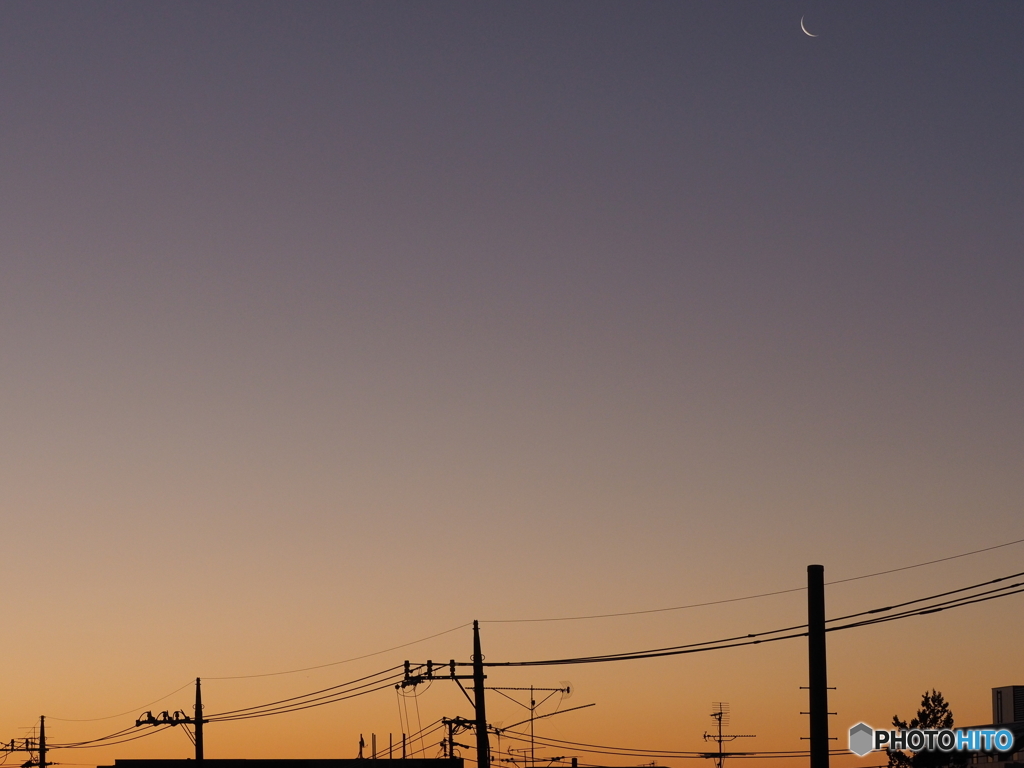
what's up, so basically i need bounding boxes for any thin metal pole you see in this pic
[38,717,46,768]
[530,686,535,768]
[807,565,829,768]
[717,710,723,768]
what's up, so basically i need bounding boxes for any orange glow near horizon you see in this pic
[11,554,1023,768]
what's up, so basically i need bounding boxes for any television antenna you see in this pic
[702,703,755,768]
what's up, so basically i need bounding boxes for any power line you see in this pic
[59,727,175,750]
[51,725,171,750]
[826,537,1024,585]
[481,536,1024,623]
[50,725,139,748]
[35,631,462,750]
[482,586,806,624]
[399,723,447,759]
[48,681,195,723]
[206,678,404,723]
[206,666,403,718]
[485,630,810,667]
[827,570,1024,623]
[353,720,447,760]
[54,668,408,755]
[828,584,1024,632]
[206,623,471,680]
[476,569,1024,667]
[497,728,861,760]
[496,728,706,756]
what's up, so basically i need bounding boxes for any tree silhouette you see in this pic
[887,690,966,768]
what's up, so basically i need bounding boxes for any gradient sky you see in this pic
[1,2,1022,767]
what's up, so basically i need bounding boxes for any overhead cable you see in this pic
[206,678,403,722]
[48,680,195,723]
[207,665,402,718]
[206,623,471,680]
[478,569,1024,667]
[481,536,1024,623]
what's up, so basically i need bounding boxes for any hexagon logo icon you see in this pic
[849,722,874,757]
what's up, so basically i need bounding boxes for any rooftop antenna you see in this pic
[702,703,755,768]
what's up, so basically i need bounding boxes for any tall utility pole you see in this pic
[195,678,205,761]
[807,565,829,768]
[3,717,53,768]
[472,620,490,768]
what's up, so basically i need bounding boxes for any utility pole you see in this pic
[2,716,52,768]
[195,678,205,761]
[440,716,476,760]
[403,626,589,768]
[472,620,490,768]
[807,565,829,768]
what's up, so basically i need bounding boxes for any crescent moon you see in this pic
[800,16,818,37]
